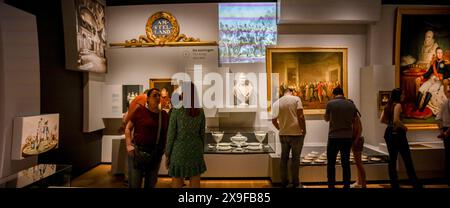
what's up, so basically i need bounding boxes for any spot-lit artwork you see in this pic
[267,47,348,114]
[395,7,450,128]
[12,114,59,160]
[219,3,277,63]
[62,0,107,73]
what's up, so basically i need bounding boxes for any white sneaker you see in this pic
[350,183,362,188]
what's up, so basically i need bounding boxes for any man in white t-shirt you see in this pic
[272,87,306,188]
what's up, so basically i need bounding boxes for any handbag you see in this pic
[133,111,162,171]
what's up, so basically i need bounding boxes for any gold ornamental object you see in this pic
[109,11,217,47]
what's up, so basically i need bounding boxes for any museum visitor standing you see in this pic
[125,88,169,188]
[436,89,450,186]
[348,99,366,188]
[272,87,306,188]
[165,82,207,188]
[380,88,422,188]
[324,87,357,188]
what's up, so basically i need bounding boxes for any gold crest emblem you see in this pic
[110,11,216,47]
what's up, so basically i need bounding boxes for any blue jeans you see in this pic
[127,153,161,188]
[279,135,305,187]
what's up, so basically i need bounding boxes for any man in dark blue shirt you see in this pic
[324,87,357,188]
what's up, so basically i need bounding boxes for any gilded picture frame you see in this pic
[266,47,348,115]
[394,7,450,130]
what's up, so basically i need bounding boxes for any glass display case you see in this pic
[204,128,276,154]
[0,164,72,188]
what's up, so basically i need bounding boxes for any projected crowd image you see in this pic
[219,3,277,64]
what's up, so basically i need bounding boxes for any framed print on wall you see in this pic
[12,114,59,160]
[122,85,143,113]
[62,0,107,73]
[266,47,348,114]
[149,79,178,113]
[378,91,391,111]
[394,7,450,129]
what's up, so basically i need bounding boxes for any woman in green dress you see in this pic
[165,83,207,188]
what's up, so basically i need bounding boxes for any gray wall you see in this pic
[4,0,103,178]
[0,3,40,178]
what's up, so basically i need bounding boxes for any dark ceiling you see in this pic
[106,0,450,6]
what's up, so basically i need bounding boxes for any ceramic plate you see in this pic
[247,145,261,150]
[217,146,232,151]
[231,142,248,147]
[247,142,260,146]
[370,157,381,161]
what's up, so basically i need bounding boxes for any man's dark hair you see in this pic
[332,87,344,96]
[284,87,294,93]
[146,88,160,97]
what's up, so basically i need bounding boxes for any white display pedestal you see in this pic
[108,135,127,175]
[360,65,395,147]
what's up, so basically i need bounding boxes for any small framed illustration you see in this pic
[378,91,391,111]
[149,78,178,113]
[12,114,59,160]
[122,85,143,113]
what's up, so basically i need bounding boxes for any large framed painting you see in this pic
[62,0,107,73]
[149,79,178,113]
[12,114,59,160]
[395,7,450,129]
[266,47,348,114]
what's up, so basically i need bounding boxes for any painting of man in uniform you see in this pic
[395,8,450,125]
[267,48,347,113]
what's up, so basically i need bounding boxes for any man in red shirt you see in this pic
[125,88,169,188]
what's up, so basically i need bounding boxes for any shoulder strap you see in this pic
[156,111,162,145]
